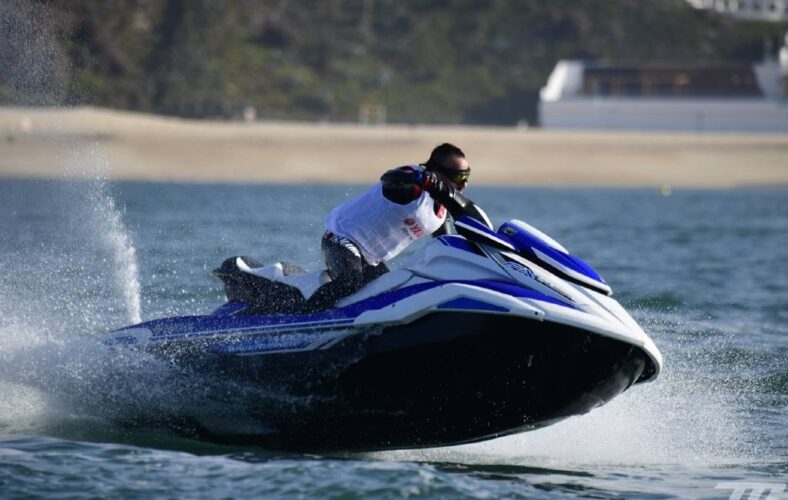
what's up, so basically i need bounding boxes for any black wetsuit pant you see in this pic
[304,232,388,311]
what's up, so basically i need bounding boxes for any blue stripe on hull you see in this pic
[437,297,509,313]
[113,279,574,342]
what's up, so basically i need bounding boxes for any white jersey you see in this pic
[325,168,447,265]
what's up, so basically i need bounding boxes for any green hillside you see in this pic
[1,0,785,125]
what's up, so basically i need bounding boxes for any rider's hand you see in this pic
[419,170,443,191]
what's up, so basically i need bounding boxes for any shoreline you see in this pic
[1,106,787,188]
[3,173,780,190]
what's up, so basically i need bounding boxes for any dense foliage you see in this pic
[2,0,786,124]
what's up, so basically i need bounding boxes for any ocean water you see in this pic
[0,178,785,498]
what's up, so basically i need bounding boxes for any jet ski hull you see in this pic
[104,218,662,451]
[133,311,647,452]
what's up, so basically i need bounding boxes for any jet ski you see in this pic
[104,215,662,452]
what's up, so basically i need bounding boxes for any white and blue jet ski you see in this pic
[105,215,662,452]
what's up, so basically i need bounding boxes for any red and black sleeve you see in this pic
[380,166,492,229]
[380,166,423,205]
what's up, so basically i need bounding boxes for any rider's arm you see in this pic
[380,166,466,211]
[380,166,423,205]
[380,166,493,228]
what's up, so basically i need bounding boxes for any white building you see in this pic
[539,58,788,132]
[686,0,788,22]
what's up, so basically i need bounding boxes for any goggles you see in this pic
[433,165,471,184]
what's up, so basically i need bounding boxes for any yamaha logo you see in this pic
[505,261,535,279]
[404,217,424,237]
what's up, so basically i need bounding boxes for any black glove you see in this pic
[418,169,437,189]
[419,169,448,195]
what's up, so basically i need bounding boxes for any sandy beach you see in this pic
[0,106,786,187]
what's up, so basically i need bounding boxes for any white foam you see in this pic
[0,382,49,435]
[0,140,143,435]
[63,143,143,326]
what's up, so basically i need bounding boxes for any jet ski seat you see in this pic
[212,256,331,315]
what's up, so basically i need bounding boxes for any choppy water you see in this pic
[0,178,785,498]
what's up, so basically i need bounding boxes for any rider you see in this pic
[305,143,491,311]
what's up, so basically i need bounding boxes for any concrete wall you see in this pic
[539,98,788,132]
